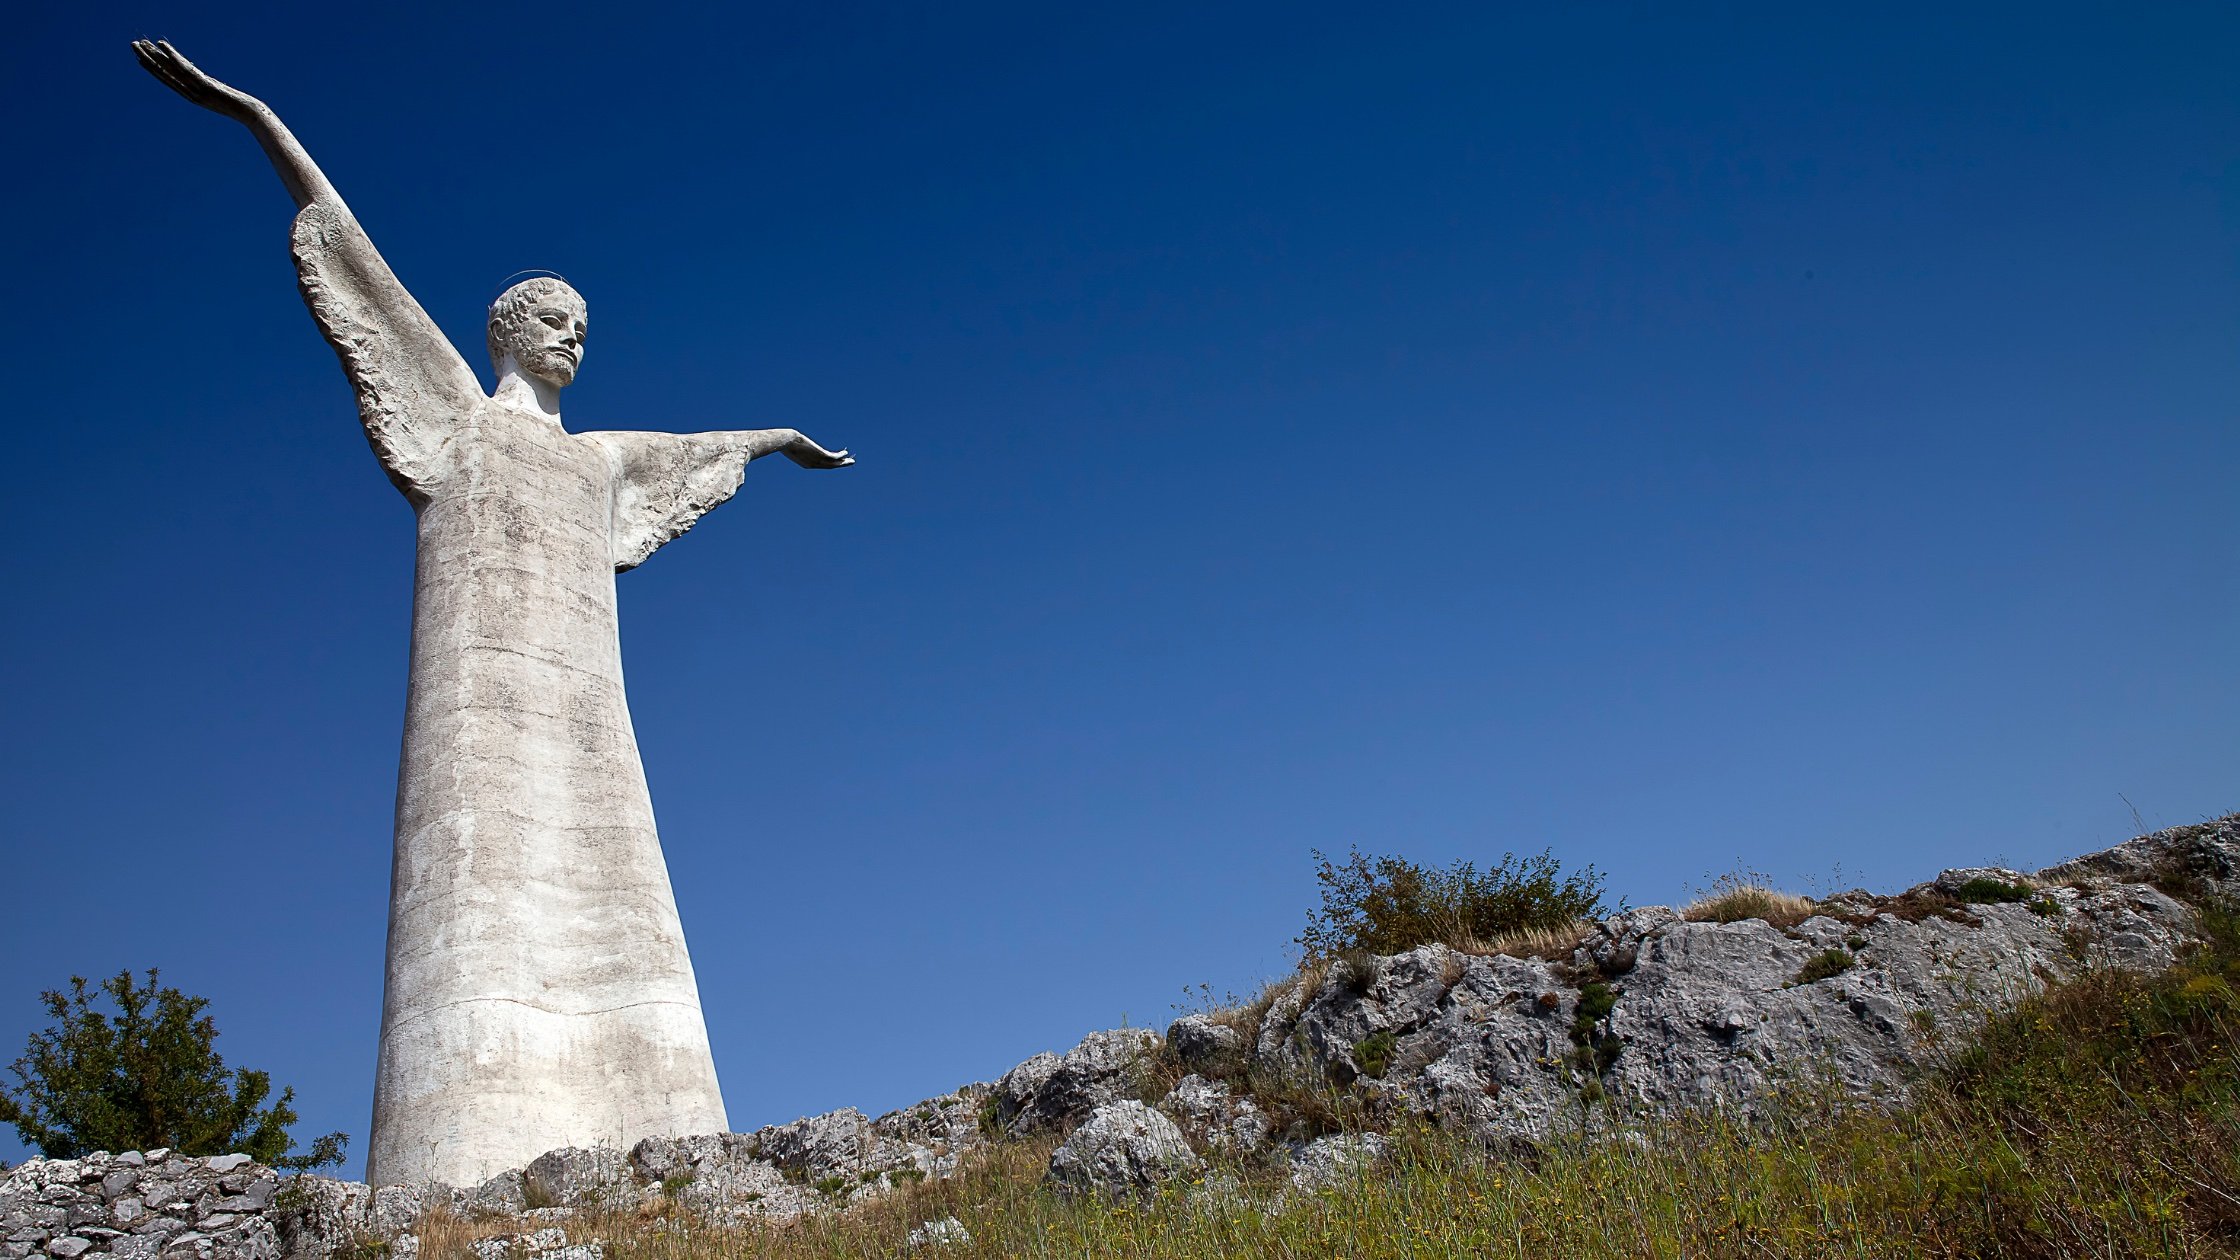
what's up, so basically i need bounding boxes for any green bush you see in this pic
[1952,876,2034,904]
[1352,1030,1397,1079]
[1794,949,1855,985]
[1298,847,1607,959]
[0,969,345,1169]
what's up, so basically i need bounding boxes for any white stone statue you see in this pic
[134,40,855,1187]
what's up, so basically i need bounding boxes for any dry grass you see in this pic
[1682,884,1817,927]
[408,1206,531,1254]
[390,908,2240,1260]
[1452,917,1597,961]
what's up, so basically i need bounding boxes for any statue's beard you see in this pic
[515,342,578,387]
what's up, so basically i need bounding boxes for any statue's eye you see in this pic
[540,314,566,330]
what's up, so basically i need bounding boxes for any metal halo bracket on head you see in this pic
[491,269,574,308]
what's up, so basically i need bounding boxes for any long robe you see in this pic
[291,203,742,1187]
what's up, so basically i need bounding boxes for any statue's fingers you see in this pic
[146,61,203,100]
[133,43,196,92]
[151,41,212,85]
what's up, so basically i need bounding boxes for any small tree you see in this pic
[0,969,345,1169]
[1298,847,1610,959]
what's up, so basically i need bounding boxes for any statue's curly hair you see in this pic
[486,277,585,375]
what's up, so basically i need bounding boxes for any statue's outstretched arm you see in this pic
[134,40,484,500]
[592,428,854,571]
[133,40,340,212]
[723,428,857,470]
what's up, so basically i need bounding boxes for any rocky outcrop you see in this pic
[1045,1102,1199,1197]
[987,1029,1158,1137]
[1246,854,2201,1150]
[4,817,2228,1252]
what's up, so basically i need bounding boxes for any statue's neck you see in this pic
[494,358,563,422]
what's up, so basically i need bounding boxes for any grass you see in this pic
[1454,917,1597,961]
[1795,948,1856,985]
[1683,883,1817,927]
[388,902,2240,1259]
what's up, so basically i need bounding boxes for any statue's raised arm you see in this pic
[134,40,483,500]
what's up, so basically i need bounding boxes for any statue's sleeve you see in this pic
[289,203,485,500]
[589,431,757,572]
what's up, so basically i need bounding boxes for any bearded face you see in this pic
[487,279,587,388]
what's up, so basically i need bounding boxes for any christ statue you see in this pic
[134,39,854,1188]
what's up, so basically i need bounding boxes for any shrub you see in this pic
[1298,847,1608,959]
[1794,949,1855,985]
[1352,1030,1397,1079]
[1568,982,1624,1086]
[1952,876,2035,905]
[0,969,345,1169]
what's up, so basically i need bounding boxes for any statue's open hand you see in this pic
[133,40,260,120]
[782,433,855,469]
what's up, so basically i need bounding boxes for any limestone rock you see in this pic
[1236,830,2212,1154]
[624,1134,806,1224]
[991,1029,1159,1136]
[1046,1102,1201,1198]
[467,1227,595,1260]
[1164,1015,1245,1072]
[2038,816,2240,897]
[904,1217,971,1249]
[1159,1076,1272,1154]
[749,1109,872,1183]
[1287,1134,1389,1192]
[521,1150,635,1212]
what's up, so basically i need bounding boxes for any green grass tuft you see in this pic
[1794,948,1855,984]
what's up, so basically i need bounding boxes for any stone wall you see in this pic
[0,1151,279,1260]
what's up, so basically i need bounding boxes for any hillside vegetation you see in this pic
[408,900,2240,1259]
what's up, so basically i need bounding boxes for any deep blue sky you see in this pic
[5,2,2235,1176]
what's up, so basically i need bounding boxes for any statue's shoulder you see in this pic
[582,430,754,572]
[288,204,483,413]
[287,205,486,499]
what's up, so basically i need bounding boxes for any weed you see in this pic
[1874,886,1980,926]
[1952,876,2035,904]
[1335,950,1382,996]
[1455,918,1597,962]
[1299,846,1608,960]
[1794,949,1855,985]
[1683,876,1816,927]
[1352,1030,1397,1079]
[1567,982,1624,1089]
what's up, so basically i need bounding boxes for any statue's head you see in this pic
[487,276,587,387]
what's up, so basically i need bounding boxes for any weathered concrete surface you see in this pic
[133,40,853,1187]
